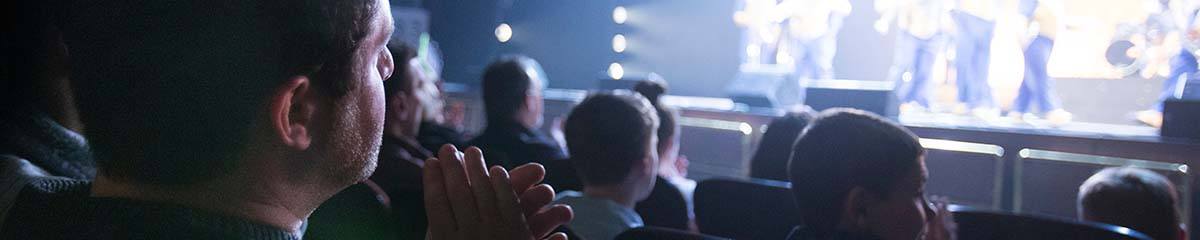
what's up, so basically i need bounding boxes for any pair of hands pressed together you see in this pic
[423,145,575,240]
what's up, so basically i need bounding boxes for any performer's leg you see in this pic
[1030,37,1061,113]
[1013,63,1036,114]
[971,19,997,109]
[953,12,977,105]
[815,14,846,80]
[1156,49,1198,110]
[893,33,921,103]
[910,36,939,107]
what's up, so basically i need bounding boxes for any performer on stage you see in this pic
[877,0,952,110]
[1138,0,1200,127]
[1010,0,1073,124]
[952,0,1001,116]
[779,0,852,81]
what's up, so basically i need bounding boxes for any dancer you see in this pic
[952,0,1002,117]
[1010,0,1073,124]
[878,0,953,111]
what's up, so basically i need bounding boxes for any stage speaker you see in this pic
[1162,100,1200,140]
[725,70,792,108]
[804,79,899,118]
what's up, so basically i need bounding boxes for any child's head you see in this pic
[789,109,932,240]
[1079,167,1184,240]
[565,91,660,200]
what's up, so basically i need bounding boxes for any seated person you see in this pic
[749,109,814,182]
[631,79,694,231]
[468,55,566,169]
[787,109,948,240]
[556,91,660,240]
[411,43,468,153]
[1078,167,1186,240]
[307,43,430,240]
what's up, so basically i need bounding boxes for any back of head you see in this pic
[788,109,923,234]
[565,91,659,187]
[632,79,677,156]
[1079,167,1181,240]
[750,110,815,181]
[482,55,542,124]
[632,79,667,107]
[63,0,381,185]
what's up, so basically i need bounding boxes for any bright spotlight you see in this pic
[612,34,627,53]
[495,23,512,43]
[613,6,628,24]
[608,62,625,80]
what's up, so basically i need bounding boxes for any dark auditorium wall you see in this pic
[427,0,892,97]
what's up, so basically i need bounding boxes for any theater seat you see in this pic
[615,226,730,240]
[694,178,800,240]
[951,205,1152,240]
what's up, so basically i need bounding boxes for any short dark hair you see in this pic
[384,43,418,98]
[565,91,659,186]
[788,109,924,234]
[64,0,382,185]
[632,79,677,154]
[481,55,541,124]
[750,110,815,181]
[1079,167,1180,240]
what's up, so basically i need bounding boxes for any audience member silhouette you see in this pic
[632,79,695,231]
[750,109,815,182]
[787,109,950,240]
[556,91,661,240]
[1079,167,1186,240]
[468,56,567,169]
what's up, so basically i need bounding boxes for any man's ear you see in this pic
[269,76,316,150]
[841,187,871,231]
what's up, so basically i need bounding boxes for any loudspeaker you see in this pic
[725,70,792,108]
[1162,100,1200,140]
[804,80,899,118]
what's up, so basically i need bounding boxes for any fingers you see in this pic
[422,156,454,238]
[465,147,502,235]
[544,232,568,240]
[490,166,534,239]
[519,184,555,217]
[439,144,481,235]
[509,163,546,193]
[528,204,574,239]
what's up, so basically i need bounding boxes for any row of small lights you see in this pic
[493,6,628,80]
[608,6,627,80]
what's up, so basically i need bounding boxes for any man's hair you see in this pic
[632,79,677,154]
[1079,167,1180,240]
[384,43,418,98]
[788,109,924,234]
[565,91,659,186]
[481,55,543,124]
[63,0,381,185]
[750,110,815,181]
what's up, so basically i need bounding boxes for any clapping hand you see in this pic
[424,145,574,240]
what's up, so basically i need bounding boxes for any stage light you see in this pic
[613,34,627,53]
[608,62,625,80]
[495,23,512,43]
[613,6,628,24]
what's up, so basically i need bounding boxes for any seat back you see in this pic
[920,139,1005,209]
[1014,149,1189,221]
[615,226,730,240]
[694,178,800,240]
[952,206,1152,240]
